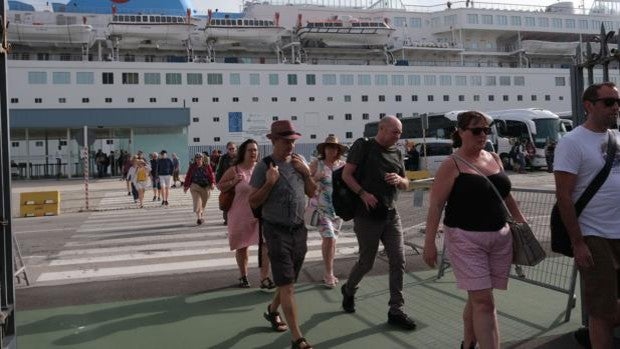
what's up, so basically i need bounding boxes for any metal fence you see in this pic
[405,185,578,322]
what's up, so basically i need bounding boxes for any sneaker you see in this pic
[341,284,355,313]
[238,276,251,288]
[387,311,417,331]
[573,327,590,349]
[152,196,157,202]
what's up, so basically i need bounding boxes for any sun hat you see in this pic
[266,120,302,140]
[316,135,348,155]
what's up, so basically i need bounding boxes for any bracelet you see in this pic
[356,188,365,196]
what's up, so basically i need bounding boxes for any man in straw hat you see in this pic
[249,120,317,349]
[340,115,417,330]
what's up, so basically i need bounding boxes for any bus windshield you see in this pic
[533,118,564,148]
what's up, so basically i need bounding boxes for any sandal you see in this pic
[263,304,288,332]
[238,276,250,288]
[323,275,338,289]
[291,337,313,349]
[260,277,276,291]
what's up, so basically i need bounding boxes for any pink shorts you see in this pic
[444,225,512,291]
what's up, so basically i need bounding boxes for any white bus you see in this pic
[556,111,574,132]
[487,108,566,169]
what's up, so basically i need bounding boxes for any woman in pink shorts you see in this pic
[423,111,526,349]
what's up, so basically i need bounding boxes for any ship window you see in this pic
[358,74,371,85]
[249,20,255,26]
[287,74,298,85]
[291,97,297,102]
[306,74,316,85]
[309,97,315,101]
[565,19,575,28]
[345,114,352,120]
[514,76,525,85]
[213,97,219,102]
[229,73,241,85]
[193,117,199,122]
[291,116,298,121]
[517,95,523,101]
[269,74,279,85]
[363,113,369,120]
[322,74,337,85]
[10,98,18,103]
[269,21,274,26]
[375,74,388,86]
[552,18,562,28]
[537,17,549,27]
[439,75,451,86]
[362,95,368,102]
[250,73,260,85]
[578,19,588,29]
[427,95,434,102]
[166,73,182,85]
[122,72,139,85]
[555,77,565,86]
[53,72,70,84]
[102,72,114,84]
[470,76,482,86]
[273,116,279,121]
[408,75,420,86]
[149,16,155,22]
[424,75,436,86]
[411,95,418,101]
[214,137,220,142]
[37,53,49,61]
[150,97,157,103]
[187,73,203,85]
[35,141,43,147]
[559,96,564,101]
[192,97,199,102]
[485,76,496,86]
[105,98,112,103]
[379,113,386,118]
[130,16,136,22]
[34,98,42,103]
[499,76,511,86]
[11,142,19,147]
[328,115,334,120]
[28,71,47,84]
[511,16,521,26]
[113,15,118,21]
[213,117,220,122]
[394,95,401,102]
[344,95,352,102]
[260,20,266,26]
[155,17,161,23]
[496,15,507,26]
[346,132,353,139]
[524,17,535,27]
[481,15,492,25]
[473,95,480,102]
[252,97,259,102]
[352,23,360,27]
[272,97,278,102]
[207,73,223,85]
[379,95,386,102]
[128,98,135,103]
[225,19,231,25]
[455,76,467,86]
[144,73,161,85]
[82,98,89,103]
[458,95,465,101]
[443,95,449,102]
[143,16,148,22]
[340,74,354,85]
[193,138,200,142]
[392,75,404,86]
[410,17,421,28]
[168,17,173,23]
[136,16,141,22]
[488,95,494,101]
[237,20,242,25]
[531,95,537,101]
[545,95,551,101]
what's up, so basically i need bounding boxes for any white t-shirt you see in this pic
[554,126,620,238]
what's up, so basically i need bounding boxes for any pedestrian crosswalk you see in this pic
[32,190,360,285]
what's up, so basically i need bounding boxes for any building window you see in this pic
[144,73,161,85]
[127,97,135,103]
[82,98,90,103]
[379,95,386,102]
[150,97,157,103]
[28,71,47,84]
[213,117,220,122]
[345,132,353,139]
[52,72,70,84]
[193,137,200,142]
[76,72,94,84]
[193,117,200,122]
[171,97,178,103]
[328,115,334,120]
[362,113,369,120]
[105,97,112,103]
[212,97,219,102]
[395,95,402,102]
[34,98,42,103]
[166,73,182,85]
[187,73,203,85]
[233,97,239,102]
[427,95,434,102]
[207,73,223,85]
[271,97,278,102]
[102,72,114,84]
[122,72,139,84]
[345,113,352,120]
[192,97,199,102]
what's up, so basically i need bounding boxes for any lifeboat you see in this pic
[296,15,395,48]
[204,11,286,46]
[107,13,198,46]
[8,14,94,47]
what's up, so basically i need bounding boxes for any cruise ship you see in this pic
[5,0,618,175]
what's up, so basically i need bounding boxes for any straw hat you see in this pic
[266,120,302,140]
[316,135,348,155]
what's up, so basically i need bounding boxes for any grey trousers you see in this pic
[344,210,406,313]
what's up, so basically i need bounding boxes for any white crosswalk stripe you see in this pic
[34,189,359,285]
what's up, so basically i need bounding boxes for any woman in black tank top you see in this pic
[422,111,526,349]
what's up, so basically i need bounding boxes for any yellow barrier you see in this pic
[20,191,60,217]
[406,170,431,181]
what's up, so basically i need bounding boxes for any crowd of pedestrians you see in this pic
[87,82,619,349]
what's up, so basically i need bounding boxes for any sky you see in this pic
[24,0,596,13]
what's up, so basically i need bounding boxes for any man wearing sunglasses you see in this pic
[555,82,620,349]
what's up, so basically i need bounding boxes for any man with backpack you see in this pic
[340,115,416,331]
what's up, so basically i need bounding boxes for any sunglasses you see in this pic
[592,98,620,107]
[465,127,492,135]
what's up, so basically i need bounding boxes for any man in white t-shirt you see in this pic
[554,82,620,349]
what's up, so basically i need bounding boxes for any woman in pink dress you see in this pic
[218,139,274,290]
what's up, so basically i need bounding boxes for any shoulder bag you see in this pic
[452,153,546,266]
[304,161,322,227]
[550,130,617,257]
[218,166,237,211]
[332,138,370,221]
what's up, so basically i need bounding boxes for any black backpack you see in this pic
[252,156,275,219]
[332,138,370,221]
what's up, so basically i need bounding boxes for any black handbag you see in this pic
[453,154,546,266]
[332,138,370,221]
[550,131,617,257]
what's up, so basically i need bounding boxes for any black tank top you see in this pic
[443,166,512,231]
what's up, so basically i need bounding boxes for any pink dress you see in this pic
[227,165,259,250]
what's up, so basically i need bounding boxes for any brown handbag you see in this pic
[218,167,236,211]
